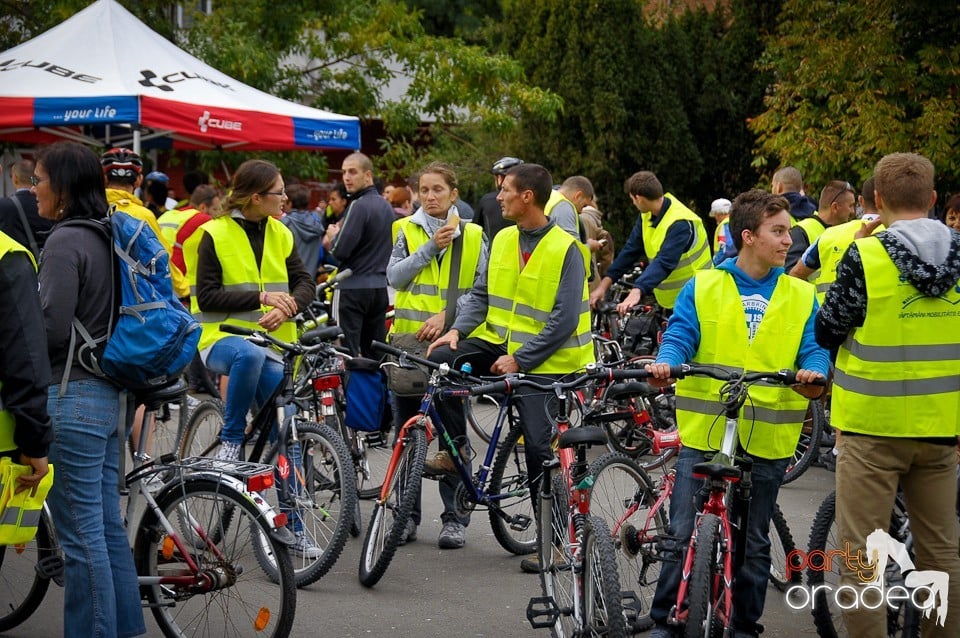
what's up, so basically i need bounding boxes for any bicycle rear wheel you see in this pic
[356,428,392,500]
[359,426,426,587]
[768,503,800,592]
[135,477,296,638]
[537,474,576,638]
[581,515,628,636]
[488,426,536,555]
[178,398,225,458]
[466,393,500,445]
[0,508,55,631]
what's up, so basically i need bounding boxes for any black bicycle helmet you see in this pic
[491,156,524,176]
[101,147,143,181]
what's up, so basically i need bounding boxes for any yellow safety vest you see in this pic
[469,225,594,374]
[833,236,960,437]
[713,218,729,254]
[812,218,884,303]
[157,208,198,247]
[641,194,713,309]
[675,269,815,459]
[184,216,297,352]
[0,234,35,452]
[390,219,483,335]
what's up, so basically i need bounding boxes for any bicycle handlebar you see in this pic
[370,340,485,384]
[219,323,344,356]
[315,268,352,297]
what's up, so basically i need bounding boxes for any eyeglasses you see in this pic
[261,189,286,197]
[30,175,48,186]
[829,181,855,206]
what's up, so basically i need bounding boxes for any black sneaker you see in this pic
[814,451,837,472]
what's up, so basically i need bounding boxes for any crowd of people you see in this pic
[1,141,959,637]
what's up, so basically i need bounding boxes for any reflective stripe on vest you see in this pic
[641,194,713,309]
[186,216,296,352]
[389,218,483,335]
[471,226,594,374]
[0,235,35,452]
[675,270,814,459]
[832,236,960,437]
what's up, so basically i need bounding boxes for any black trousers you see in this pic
[333,287,388,358]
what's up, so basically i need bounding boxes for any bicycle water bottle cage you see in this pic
[692,452,741,480]
[557,426,608,450]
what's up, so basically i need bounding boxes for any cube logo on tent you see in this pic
[198,110,242,133]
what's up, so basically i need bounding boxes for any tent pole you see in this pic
[133,128,141,154]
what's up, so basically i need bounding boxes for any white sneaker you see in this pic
[292,531,323,559]
[215,441,241,462]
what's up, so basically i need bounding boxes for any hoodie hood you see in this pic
[783,191,818,219]
[883,218,960,297]
[281,210,324,241]
[716,258,785,293]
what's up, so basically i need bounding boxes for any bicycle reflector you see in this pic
[247,470,275,492]
[313,374,341,391]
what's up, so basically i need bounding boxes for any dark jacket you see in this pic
[784,191,818,221]
[330,185,394,289]
[0,190,54,255]
[280,209,325,276]
[473,190,512,240]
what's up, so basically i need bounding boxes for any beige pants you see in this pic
[836,434,960,637]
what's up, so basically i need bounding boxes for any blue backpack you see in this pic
[60,210,201,394]
[343,357,386,432]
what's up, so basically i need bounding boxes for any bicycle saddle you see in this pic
[557,426,608,450]
[301,325,344,345]
[692,460,742,481]
[135,377,188,411]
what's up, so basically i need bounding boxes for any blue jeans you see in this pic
[205,336,283,445]
[650,446,788,635]
[47,379,145,638]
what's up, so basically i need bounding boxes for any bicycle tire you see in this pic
[257,420,357,587]
[768,502,801,592]
[178,398,225,459]
[587,452,665,632]
[684,513,725,638]
[782,400,825,485]
[135,476,296,638]
[581,515,628,636]
[358,426,426,588]
[356,427,392,500]
[0,509,54,631]
[537,473,576,638]
[321,407,362,538]
[466,393,500,445]
[488,426,537,555]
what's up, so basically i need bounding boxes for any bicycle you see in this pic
[0,379,298,637]
[358,341,545,588]
[176,324,357,587]
[612,364,822,636]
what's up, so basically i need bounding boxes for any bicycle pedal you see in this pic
[526,595,561,629]
[36,553,64,581]
[656,534,683,563]
[620,590,642,624]
[509,513,532,532]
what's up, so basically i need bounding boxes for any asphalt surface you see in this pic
[7,450,837,638]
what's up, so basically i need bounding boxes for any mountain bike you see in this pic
[0,379,297,637]
[177,324,356,587]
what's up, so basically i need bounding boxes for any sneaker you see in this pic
[437,521,465,549]
[399,518,418,546]
[215,441,241,462]
[292,531,323,559]
[814,450,837,472]
[647,623,678,638]
[520,556,540,574]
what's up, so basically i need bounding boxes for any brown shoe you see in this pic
[423,448,466,476]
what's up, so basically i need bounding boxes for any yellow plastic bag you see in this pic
[0,459,54,545]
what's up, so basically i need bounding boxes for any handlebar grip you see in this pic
[370,340,396,356]
[471,381,509,395]
[220,324,255,336]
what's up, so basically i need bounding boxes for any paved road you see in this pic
[7,457,836,638]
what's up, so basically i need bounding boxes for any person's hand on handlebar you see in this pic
[416,312,446,343]
[644,361,675,388]
[791,369,827,399]
[491,354,520,375]
[617,287,643,316]
[427,328,460,357]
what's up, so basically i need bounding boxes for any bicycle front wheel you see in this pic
[538,474,576,638]
[488,426,536,555]
[134,477,296,638]
[768,503,800,592]
[684,513,725,638]
[782,399,825,485]
[0,508,54,631]
[581,515,628,636]
[359,426,426,587]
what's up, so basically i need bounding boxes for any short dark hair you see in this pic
[330,183,348,200]
[285,183,310,209]
[861,176,877,212]
[183,170,209,195]
[729,189,790,251]
[624,171,663,199]
[146,179,168,206]
[506,163,552,210]
[36,142,108,221]
[189,184,219,207]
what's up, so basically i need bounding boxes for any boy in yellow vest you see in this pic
[815,152,960,637]
[644,190,828,638]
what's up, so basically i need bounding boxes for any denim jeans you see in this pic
[47,379,145,638]
[650,446,788,635]
[205,336,283,445]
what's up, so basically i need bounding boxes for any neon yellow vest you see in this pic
[185,216,297,352]
[812,219,884,303]
[0,234,35,452]
[675,270,815,459]
[470,225,594,374]
[641,194,713,309]
[158,208,198,247]
[389,219,483,335]
[713,218,729,254]
[833,236,960,437]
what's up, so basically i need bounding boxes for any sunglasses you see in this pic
[829,181,855,206]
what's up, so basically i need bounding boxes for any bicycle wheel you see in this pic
[587,452,665,632]
[0,509,54,631]
[684,513,725,638]
[258,420,357,587]
[358,426,426,587]
[178,398,225,458]
[782,400,825,485]
[466,393,500,445]
[357,428,393,500]
[488,426,536,555]
[323,410,363,537]
[134,477,296,638]
[581,515,628,636]
[768,502,801,592]
[537,474,576,638]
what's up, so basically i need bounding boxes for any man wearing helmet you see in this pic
[472,156,523,240]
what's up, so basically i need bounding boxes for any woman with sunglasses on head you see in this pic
[34,141,145,638]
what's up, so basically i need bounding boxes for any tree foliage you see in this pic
[751,0,960,196]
